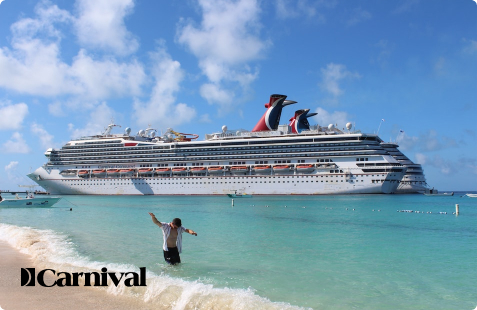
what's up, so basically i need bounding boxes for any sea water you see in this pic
[1,194,476,309]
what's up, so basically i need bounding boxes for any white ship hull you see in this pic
[29,166,404,195]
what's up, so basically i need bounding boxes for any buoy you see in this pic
[455,204,459,215]
[232,199,234,207]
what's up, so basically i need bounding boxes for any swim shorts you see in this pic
[163,247,181,265]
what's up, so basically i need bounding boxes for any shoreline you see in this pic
[0,240,151,310]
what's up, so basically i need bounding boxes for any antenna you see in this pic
[377,119,385,135]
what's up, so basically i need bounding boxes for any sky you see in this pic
[0,0,476,191]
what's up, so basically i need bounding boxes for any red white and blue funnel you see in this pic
[289,109,317,133]
[252,94,297,132]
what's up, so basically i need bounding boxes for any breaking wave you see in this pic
[0,223,308,310]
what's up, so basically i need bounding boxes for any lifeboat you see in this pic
[60,169,76,175]
[230,166,249,175]
[78,170,89,177]
[272,165,293,174]
[155,168,170,175]
[107,168,120,175]
[92,169,107,177]
[119,168,135,176]
[252,165,271,174]
[172,167,188,174]
[190,167,207,174]
[138,168,153,175]
[208,166,224,174]
[296,164,315,173]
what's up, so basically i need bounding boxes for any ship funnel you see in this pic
[289,109,317,133]
[252,94,297,132]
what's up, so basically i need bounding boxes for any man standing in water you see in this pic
[148,212,197,265]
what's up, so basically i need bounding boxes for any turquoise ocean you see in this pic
[1,194,476,309]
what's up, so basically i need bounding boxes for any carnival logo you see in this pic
[21,267,147,287]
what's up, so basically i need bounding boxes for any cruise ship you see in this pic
[27,94,424,195]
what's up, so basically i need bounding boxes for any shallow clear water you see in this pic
[1,194,476,309]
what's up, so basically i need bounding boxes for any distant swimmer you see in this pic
[148,212,197,265]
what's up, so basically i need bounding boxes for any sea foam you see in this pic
[0,223,307,310]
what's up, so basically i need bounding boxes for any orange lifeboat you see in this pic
[272,165,293,174]
[172,167,187,174]
[190,167,207,174]
[252,165,271,174]
[107,168,119,175]
[208,166,224,174]
[138,168,153,175]
[78,170,89,177]
[155,168,170,175]
[119,168,135,176]
[230,166,249,175]
[92,169,106,176]
[296,164,315,173]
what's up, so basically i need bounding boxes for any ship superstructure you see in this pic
[28,94,418,195]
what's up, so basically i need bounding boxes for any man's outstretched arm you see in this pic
[185,228,197,236]
[149,212,162,227]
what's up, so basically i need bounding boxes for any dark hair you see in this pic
[172,218,182,227]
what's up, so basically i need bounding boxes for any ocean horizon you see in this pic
[1,193,476,309]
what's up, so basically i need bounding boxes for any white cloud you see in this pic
[5,161,19,171]
[48,100,64,116]
[2,132,31,153]
[133,45,196,129]
[415,153,453,175]
[397,130,458,152]
[4,161,24,185]
[463,39,477,54]
[347,7,372,26]
[0,102,29,130]
[31,123,54,150]
[0,1,145,104]
[200,83,232,107]
[319,63,360,101]
[372,40,394,68]
[275,0,336,20]
[313,107,351,128]
[199,113,212,123]
[69,49,145,99]
[416,154,477,176]
[177,0,269,109]
[74,0,138,55]
[393,0,420,14]
[68,102,117,139]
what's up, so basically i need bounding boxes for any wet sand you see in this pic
[0,241,151,310]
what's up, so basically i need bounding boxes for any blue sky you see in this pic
[0,0,476,191]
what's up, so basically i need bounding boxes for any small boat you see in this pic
[190,167,207,174]
[78,170,89,177]
[208,166,224,174]
[155,168,171,175]
[272,165,293,173]
[34,190,50,195]
[465,193,477,198]
[230,166,248,175]
[138,168,153,175]
[107,168,120,175]
[296,164,315,173]
[0,193,61,208]
[423,188,454,196]
[172,167,188,174]
[60,169,76,176]
[119,168,135,176]
[252,165,271,174]
[227,190,252,198]
[92,169,107,177]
